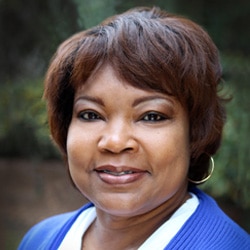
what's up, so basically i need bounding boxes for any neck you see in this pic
[82,189,190,250]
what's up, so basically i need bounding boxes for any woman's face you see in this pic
[67,65,190,217]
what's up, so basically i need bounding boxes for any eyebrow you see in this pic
[74,96,105,106]
[132,95,174,107]
[74,94,174,107]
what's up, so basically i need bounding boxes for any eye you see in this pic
[78,110,102,121]
[141,112,167,122]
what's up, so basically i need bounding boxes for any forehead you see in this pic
[74,63,173,97]
[75,64,160,96]
[74,65,183,110]
[75,65,147,96]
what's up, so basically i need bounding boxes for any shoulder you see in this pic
[166,188,250,249]
[194,188,249,248]
[18,203,93,250]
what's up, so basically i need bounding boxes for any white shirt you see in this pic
[59,193,199,250]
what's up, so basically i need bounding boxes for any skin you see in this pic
[67,65,191,249]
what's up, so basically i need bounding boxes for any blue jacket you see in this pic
[18,188,250,249]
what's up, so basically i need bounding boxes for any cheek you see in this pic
[66,124,98,175]
[67,129,79,161]
[67,124,88,154]
[149,127,190,174]
[67,126,87,167]
[66,128,90,190]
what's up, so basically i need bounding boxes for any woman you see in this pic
[19,6,249,249]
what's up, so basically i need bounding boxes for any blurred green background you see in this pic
[0,0,250,248]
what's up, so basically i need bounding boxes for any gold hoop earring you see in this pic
[188,156,214,185]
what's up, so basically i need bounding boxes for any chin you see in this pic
[94,196,150,217]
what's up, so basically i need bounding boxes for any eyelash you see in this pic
[77,111,168,122]
[140,112,168,122]
[78,110,103,121]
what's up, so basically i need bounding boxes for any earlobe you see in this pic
[188,156,214,185]
[188,153,212,185]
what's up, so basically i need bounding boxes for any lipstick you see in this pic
[94,165,147,185]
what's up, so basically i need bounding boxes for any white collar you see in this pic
[59,192,199,250]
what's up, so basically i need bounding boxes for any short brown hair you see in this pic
[44,6,226,183]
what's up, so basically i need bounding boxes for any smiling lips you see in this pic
[100,170,134,176]
[94,165,148,185]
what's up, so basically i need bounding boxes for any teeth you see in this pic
[102,170,133,176]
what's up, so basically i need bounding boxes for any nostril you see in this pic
[124,146,135,152]
[97,136,139,154]
[99,145,136,154]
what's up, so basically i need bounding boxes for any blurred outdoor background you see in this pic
[0,0,250,249]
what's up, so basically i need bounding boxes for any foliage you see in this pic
[0,79,58,158]
[73,0,116,28]
[0,0,249,208]
[0,0,79,81]
[178,0,250,55]
[203,54,250,208]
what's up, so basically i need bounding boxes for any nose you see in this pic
[97,120,139,154]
